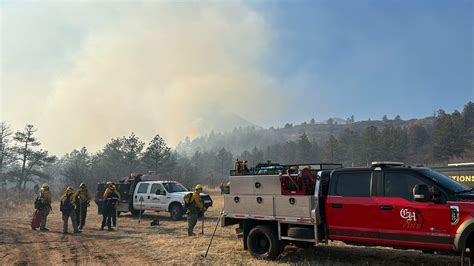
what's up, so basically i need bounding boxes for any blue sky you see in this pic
[254,0,473,124]
[1,0,472,154]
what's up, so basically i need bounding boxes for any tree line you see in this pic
[178,101,473,180]
[0,102,472,193]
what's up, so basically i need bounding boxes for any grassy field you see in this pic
[0,189,462,265]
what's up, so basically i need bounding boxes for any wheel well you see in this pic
[168,202,183,212]
[466,233,474,249]
[243,219,277,231]
[456,219,474,252]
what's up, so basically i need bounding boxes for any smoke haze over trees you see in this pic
[0,102,472,193]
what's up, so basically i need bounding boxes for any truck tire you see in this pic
[468,242,474,266]
[288,227,314,239]
[170,203,184,221]
[247,225,281,260]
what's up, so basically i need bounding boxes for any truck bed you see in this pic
[223,194,315,223]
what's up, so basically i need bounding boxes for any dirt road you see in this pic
[0,194,463,265]
[0,203,153,265]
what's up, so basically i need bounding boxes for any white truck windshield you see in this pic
[163,183,188,193]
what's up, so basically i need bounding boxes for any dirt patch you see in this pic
[0,193,462,265]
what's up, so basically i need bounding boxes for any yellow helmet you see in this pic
[66,186,75,194]
[195,184,203,190]
[42,183,49,189]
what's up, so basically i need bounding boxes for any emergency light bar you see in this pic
[371,162,405,168]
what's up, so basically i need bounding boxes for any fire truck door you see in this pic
[374,171,452,249]
[326,170,379,241]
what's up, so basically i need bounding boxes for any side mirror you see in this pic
[413,184,432,202]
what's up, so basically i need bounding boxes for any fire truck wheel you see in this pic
[468,242,474,266]
[247,225,281,260]
[288,227,314,239]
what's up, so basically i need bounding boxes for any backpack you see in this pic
[60,195,74,213]
[183,192,194,209]
[105,191,119,207]
[34,197,46,210]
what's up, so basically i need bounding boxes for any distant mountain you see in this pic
[192,106,258,136]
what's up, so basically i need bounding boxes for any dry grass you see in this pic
[0,190,462,265]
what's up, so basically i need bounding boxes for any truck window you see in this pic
[137,183,149,194]
[162,183,188,193]
[335,172,371,197]
[384,172,426,201]
[150,183,164,194]
[417,168,470,193]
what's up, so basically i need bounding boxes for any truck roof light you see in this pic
[448,162,474,166]
[371,162,405,168]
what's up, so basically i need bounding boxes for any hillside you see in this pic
[176,116,437,156]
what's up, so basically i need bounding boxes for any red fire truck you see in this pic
[221,162,474,265]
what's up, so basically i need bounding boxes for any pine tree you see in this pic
[359,126,382,165]
[143,134,172,176]
[408,124,430,163]
[338,128,358,166]
[12,125,56,190]
[432,110,466,161]
[297,133,312,163]
[463,102,474,129]
[322,135,339,162]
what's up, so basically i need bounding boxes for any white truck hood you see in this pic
[170,191,209,197]
[169,191,211,203]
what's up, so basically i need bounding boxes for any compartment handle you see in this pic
[256,197,263,204]
[289,198,296,205]
[255,182,261,188]
[234,196,240,203]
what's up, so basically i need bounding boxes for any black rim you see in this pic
[252,232,270,255]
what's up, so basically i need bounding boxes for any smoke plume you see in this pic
[24,2,282,154]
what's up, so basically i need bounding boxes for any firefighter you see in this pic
[100,181,112,230]
[243,160,249,174]
[109,183,120,227]
[31,183,52,231]
[187,184,205,236]
[219,180,225,194]
[60,186,80,234]
[39,183,52,231]
[234,159,239,175]
[102,183,120,231]
[75,183,92,230]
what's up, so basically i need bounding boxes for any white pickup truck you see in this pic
[131,181,213,220]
